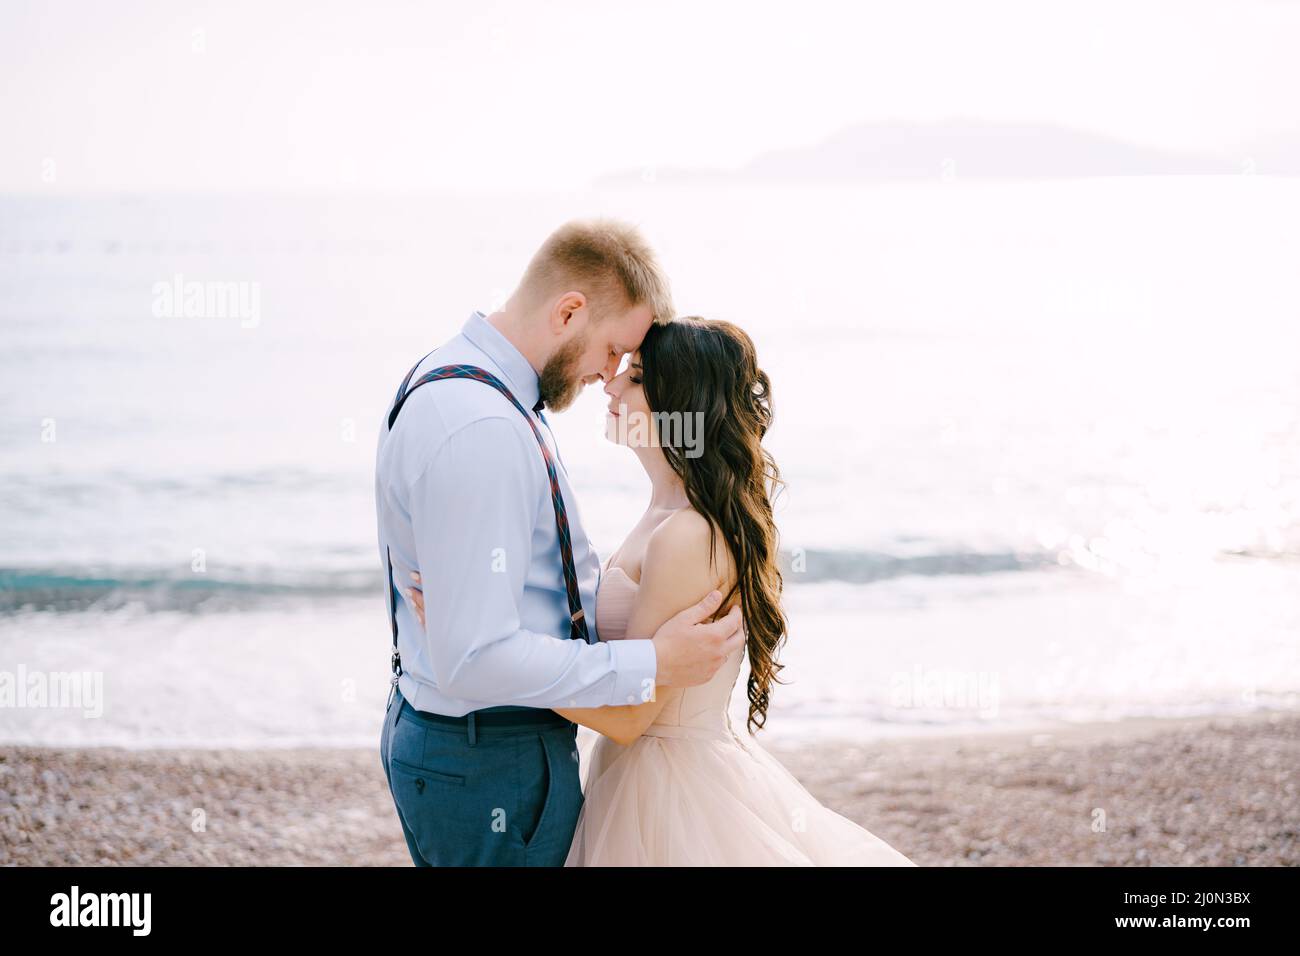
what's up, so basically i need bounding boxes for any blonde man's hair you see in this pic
[518,218,674,326]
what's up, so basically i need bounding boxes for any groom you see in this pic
[376,219,745,866]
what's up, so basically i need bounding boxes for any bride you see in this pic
[414,316,916,866]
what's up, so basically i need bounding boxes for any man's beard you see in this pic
[537,330,589,412]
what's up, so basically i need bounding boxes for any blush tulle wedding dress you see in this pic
[564,562,918,866]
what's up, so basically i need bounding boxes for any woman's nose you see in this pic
[604,374,621,399]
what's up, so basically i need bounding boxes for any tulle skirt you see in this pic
[564,726,918,867]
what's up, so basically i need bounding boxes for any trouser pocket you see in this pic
[514,727,583,865]
[388,710,535,865]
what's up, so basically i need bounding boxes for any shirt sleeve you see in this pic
[409,415,658,708]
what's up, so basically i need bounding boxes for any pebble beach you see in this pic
[2,710,1295,866]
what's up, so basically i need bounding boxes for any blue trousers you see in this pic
[380,686,584,866]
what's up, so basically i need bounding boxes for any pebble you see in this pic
[1,712,1295,866]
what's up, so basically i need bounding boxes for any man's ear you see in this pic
[549,291,588,334]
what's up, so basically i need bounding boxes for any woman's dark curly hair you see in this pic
[638,316,788,734]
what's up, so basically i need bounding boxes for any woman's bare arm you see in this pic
[407,521,735,747]
[554,510,735,745]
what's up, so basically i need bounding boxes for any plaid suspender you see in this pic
[384,360,591,688]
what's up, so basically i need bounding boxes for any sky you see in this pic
[1,0,1298,193]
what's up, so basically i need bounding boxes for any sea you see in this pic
[2,175,1298,748]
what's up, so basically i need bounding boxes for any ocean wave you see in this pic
[0,548,1067,614]
[777,547,1060,583]
[0,567,380,614]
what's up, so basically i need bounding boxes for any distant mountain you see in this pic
[597,119,1267,185]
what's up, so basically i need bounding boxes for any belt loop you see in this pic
[467,712,477,747]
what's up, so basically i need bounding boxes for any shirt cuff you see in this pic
[606,638,658,706]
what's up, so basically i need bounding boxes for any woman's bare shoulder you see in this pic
[644,509,736,601]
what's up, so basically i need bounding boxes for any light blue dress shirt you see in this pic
[375,310,658,716]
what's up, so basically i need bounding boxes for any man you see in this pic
[376,219,745,865]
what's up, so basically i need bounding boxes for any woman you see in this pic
[415,317,916,866]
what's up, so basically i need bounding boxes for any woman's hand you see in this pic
[406,571,426,628]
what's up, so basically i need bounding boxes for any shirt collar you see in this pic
[461,310,543,412]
